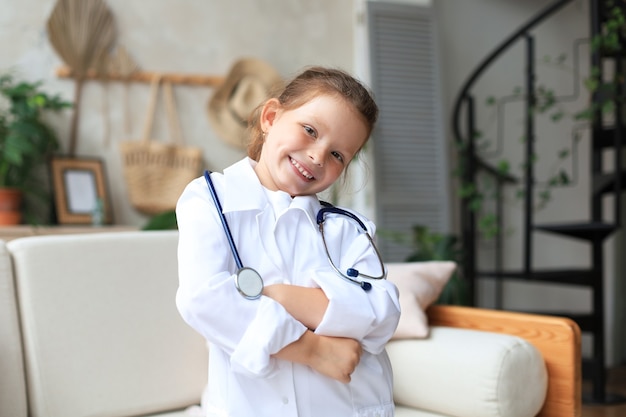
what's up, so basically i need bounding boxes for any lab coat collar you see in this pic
[221,157,322,229]
[222,158,266,212]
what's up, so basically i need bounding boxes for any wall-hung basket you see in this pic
[120,75,202,215]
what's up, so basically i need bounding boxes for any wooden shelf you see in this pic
[55,66,225,87]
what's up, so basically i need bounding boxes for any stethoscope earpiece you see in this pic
[347,268,359,277]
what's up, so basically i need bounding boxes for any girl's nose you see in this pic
[309,145,326,167]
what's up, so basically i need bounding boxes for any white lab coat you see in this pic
[176,158,401,417]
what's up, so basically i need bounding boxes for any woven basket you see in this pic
[120,75,202,215]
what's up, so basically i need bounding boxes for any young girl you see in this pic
[176,66,400,417]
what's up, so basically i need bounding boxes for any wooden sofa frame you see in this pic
[427,305,582,417]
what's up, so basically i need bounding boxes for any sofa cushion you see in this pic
[9,231,207,417]
[0,241,28,417]
[386,261,456,339]
[387,327,548,417]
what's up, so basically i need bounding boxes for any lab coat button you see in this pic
[282,397,289,404]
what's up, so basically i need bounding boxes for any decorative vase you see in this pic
[0,188,23,225]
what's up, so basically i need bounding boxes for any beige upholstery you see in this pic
[8,231,207,417]
[0,241,28,417]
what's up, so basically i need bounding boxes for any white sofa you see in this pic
[0,231,581,417]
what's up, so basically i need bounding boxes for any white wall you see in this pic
[0,0,355,227]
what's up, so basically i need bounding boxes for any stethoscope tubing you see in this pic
[204,170,244,270]
[204,169,386,295]
[317,207,387,290]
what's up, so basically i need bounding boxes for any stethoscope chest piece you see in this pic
[235,267,264,300]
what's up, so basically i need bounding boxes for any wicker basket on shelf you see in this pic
[120,75,202,215]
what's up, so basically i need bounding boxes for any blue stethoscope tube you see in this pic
[205,171,264,299]
[204,170,386,297]
[204,171,244,270]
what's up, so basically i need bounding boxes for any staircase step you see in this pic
[594,126,626,149]
[533,222,617,241]
[593,171,626,195]
[477,268,596,286]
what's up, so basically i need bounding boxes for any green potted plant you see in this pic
[0,73,71,224]
[142,209,178,230]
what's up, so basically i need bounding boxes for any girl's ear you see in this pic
[260,98,280,132]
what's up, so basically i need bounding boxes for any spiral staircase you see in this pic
[452,0,625,404]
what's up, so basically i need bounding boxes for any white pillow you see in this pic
[388,328,548,417]
[386,261,456,339]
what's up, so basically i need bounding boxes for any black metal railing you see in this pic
[452,0,576,299]
[450,0,626,403]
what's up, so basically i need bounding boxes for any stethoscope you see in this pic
[316,202,386,290]
[204,170,386,300]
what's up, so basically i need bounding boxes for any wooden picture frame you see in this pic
[50,156,113,225]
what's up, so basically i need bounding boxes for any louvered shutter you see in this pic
[367,1,450,262]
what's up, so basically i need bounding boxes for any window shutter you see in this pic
[367,1,449,262]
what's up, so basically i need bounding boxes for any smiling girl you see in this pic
[176,66,400,417]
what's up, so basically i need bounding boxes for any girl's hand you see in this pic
[273,330,362,383]
[309,333,362,383]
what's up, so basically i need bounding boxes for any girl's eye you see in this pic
[304,125,317,138]
[331,151,344,163]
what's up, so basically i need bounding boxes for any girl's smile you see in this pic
[290,157,314,180]
[254,94,369,196]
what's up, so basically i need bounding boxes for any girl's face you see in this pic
[254,94,369,197]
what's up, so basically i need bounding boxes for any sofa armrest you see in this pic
[427,305,582,417]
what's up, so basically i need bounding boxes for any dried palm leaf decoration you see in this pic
[108,45,139,77]
[47,0,116,156]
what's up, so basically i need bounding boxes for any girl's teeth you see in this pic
[291,158,313,179]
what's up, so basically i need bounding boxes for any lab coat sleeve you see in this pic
[175,177,307,378]
[311,214,401,355]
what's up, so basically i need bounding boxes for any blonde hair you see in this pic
[247,66,378,161]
